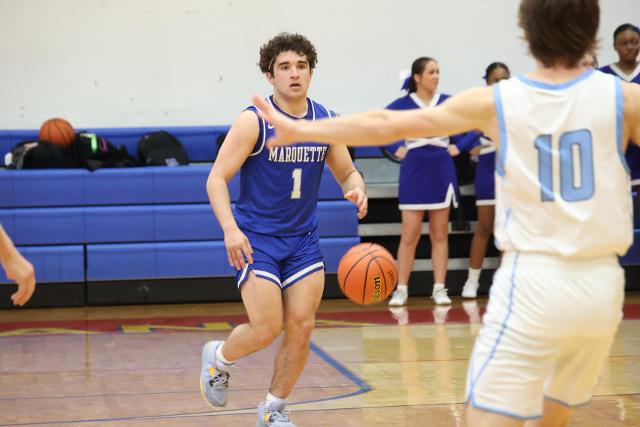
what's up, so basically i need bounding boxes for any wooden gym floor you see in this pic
[1,293,639,426]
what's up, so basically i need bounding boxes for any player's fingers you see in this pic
[227,247,240,269]
[234,248,247,270]
[344,190,356,202]
[243,240,254,265]
[11,286,26,306]
[252,95,272,119]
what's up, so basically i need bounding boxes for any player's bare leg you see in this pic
[222,273,285,360]
[389,210,425,306]
[465,404,523,427]
[525,399,572,427]
[200,273,283,408]
[428,207,451,304]
[269,269,324,398]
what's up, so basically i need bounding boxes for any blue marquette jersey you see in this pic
[234,96,335,236]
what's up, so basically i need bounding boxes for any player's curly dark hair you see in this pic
[259,33,318,74]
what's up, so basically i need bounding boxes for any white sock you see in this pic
[216,342,234,366]
[433,283,445,291]
[468,268,481,282]
[266,392,285,406]
[396,284,408,293]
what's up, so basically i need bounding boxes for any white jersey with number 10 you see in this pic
[493,70,633,258]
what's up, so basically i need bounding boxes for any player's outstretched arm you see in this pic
[206,111,257,270]
[625,82,640,147]
[252,87,494,148]
[0,225,35,306]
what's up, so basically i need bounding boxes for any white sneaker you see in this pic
[432,287,451,305]
[462,280,479,299]
[388,287,408,306]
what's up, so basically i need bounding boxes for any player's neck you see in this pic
[528,63,586,84]
[271,93,308,118]
[414,88,435,105]
[615,59,639,74]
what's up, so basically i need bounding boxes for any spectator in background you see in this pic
[580,52,598,69]
[600,23,640,83]
[0,225,35,306]
[600,24,640,197]
[386,57,462,307]
[448,62,510,299]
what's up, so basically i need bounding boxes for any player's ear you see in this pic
[265,72,275,84]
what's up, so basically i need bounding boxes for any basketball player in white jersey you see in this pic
[252,1,640,425]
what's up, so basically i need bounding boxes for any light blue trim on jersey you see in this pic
[516,69,593,91]
[468,252,519,405]
[493,84,507,176]
[614,77,631,174]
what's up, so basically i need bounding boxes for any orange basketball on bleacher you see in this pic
[337,243,397,305]
[39,118,75,148]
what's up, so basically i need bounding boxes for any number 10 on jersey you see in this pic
[534,129,594,202]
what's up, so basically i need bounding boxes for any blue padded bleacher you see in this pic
[0,165,344,207]
[0,201,357,245]
[0,155,359,289]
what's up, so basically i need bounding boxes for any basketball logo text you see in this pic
[371,275,382,303]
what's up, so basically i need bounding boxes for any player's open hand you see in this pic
[252,95,299,148]
[2,251,35,306]
[344,188,368,219]
[224,227,254,270]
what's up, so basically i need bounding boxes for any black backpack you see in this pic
[137,131,188,166]
[7,140,77,169]
[72,132,138,171]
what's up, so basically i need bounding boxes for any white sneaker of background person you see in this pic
[432,284,451,305]
[462,279,480,299]
[388,284,408,306]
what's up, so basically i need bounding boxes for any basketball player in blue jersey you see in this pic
[199,33,366,427]
[0,224,35,306]
[254,1,640,425]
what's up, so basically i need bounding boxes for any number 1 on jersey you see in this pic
[291,168,302,199]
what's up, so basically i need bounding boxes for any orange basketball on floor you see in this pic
[337,243,397,305]
[39,118,75,148]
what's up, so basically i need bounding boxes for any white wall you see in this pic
[0,0,635,129]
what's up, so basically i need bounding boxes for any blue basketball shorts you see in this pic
[236,227,325,291]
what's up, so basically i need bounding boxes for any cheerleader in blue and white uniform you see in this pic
[449,62,511,299]
[387,57,463,306]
